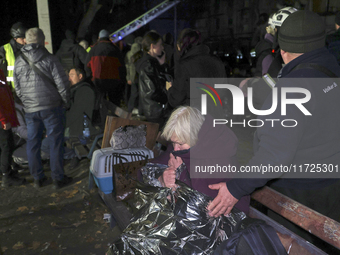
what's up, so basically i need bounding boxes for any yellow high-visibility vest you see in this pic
[4,43,16,89]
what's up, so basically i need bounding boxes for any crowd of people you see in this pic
[1,7,340,252]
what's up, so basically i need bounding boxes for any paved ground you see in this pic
[0,122,336,254]
[0,123,255,255]
[0,159,121,255]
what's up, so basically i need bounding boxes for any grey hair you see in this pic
[25,28,45,46]
[79,40,89,50]
[161,106,205,147]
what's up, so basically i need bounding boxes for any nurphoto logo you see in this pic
[194,78,314,128]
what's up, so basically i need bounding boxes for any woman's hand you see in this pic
[168,153,183,169]
[159,165,177,188]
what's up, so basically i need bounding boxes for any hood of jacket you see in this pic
[57,39,77,53]
[255,34,273,56]
[131,43,141,55]
[21,43,49,63]
[280,47,340,78]
[126,43,141,63]
[180,44,210,60]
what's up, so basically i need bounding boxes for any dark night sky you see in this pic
[0,0,181,53]
[0,1,38,46]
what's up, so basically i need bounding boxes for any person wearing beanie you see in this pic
[326,11,340,65]
[13,28,73,189]
[207,10,340,244]
[98,29,110,39]
[85,29,126,109]
[0,22,27,90]
[55,29,88,73]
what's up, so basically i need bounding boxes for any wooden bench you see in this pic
[250,186,340,254]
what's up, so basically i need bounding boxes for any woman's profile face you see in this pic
[150,39,164,56]
[171,134,190,151]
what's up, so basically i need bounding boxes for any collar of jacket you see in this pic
[70,81,92,99]
[98,38,112,43]
[280,47,329,77]
[135,53,160,73]
[180,44,210,60]
[9,38,24,54]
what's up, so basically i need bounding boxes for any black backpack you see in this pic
[213,217,287,255]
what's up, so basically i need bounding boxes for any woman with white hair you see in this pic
[151,106,250,214]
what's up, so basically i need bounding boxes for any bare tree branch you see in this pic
[77,0,103,40]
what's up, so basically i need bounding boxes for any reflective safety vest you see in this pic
[4,43,16,89]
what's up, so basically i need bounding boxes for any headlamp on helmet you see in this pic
[268,7,298,29]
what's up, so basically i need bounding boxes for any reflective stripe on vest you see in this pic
[4,43,16,89]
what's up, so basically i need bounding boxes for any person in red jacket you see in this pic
[85,29,127,107]
[0,69,25,187]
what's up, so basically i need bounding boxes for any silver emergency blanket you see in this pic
[140,162,186,187]
[107,181,247,254]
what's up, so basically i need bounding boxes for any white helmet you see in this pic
[268,7,298,28]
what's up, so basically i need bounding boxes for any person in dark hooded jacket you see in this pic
[56,29,88,73]
[166,28,226,110]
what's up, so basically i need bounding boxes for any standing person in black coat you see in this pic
[135,31,169,128]
[166,28,226,112]
[56,30,88,73]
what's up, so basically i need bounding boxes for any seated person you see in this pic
[145,106,250,214]
[66,68,97,138]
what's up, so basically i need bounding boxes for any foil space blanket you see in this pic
[107,180,247,254]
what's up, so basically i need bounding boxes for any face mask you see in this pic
[171,148,190,157]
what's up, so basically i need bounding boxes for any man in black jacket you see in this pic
[207,11,340,239]
[66,68,96,137]
[13,28,72,189]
